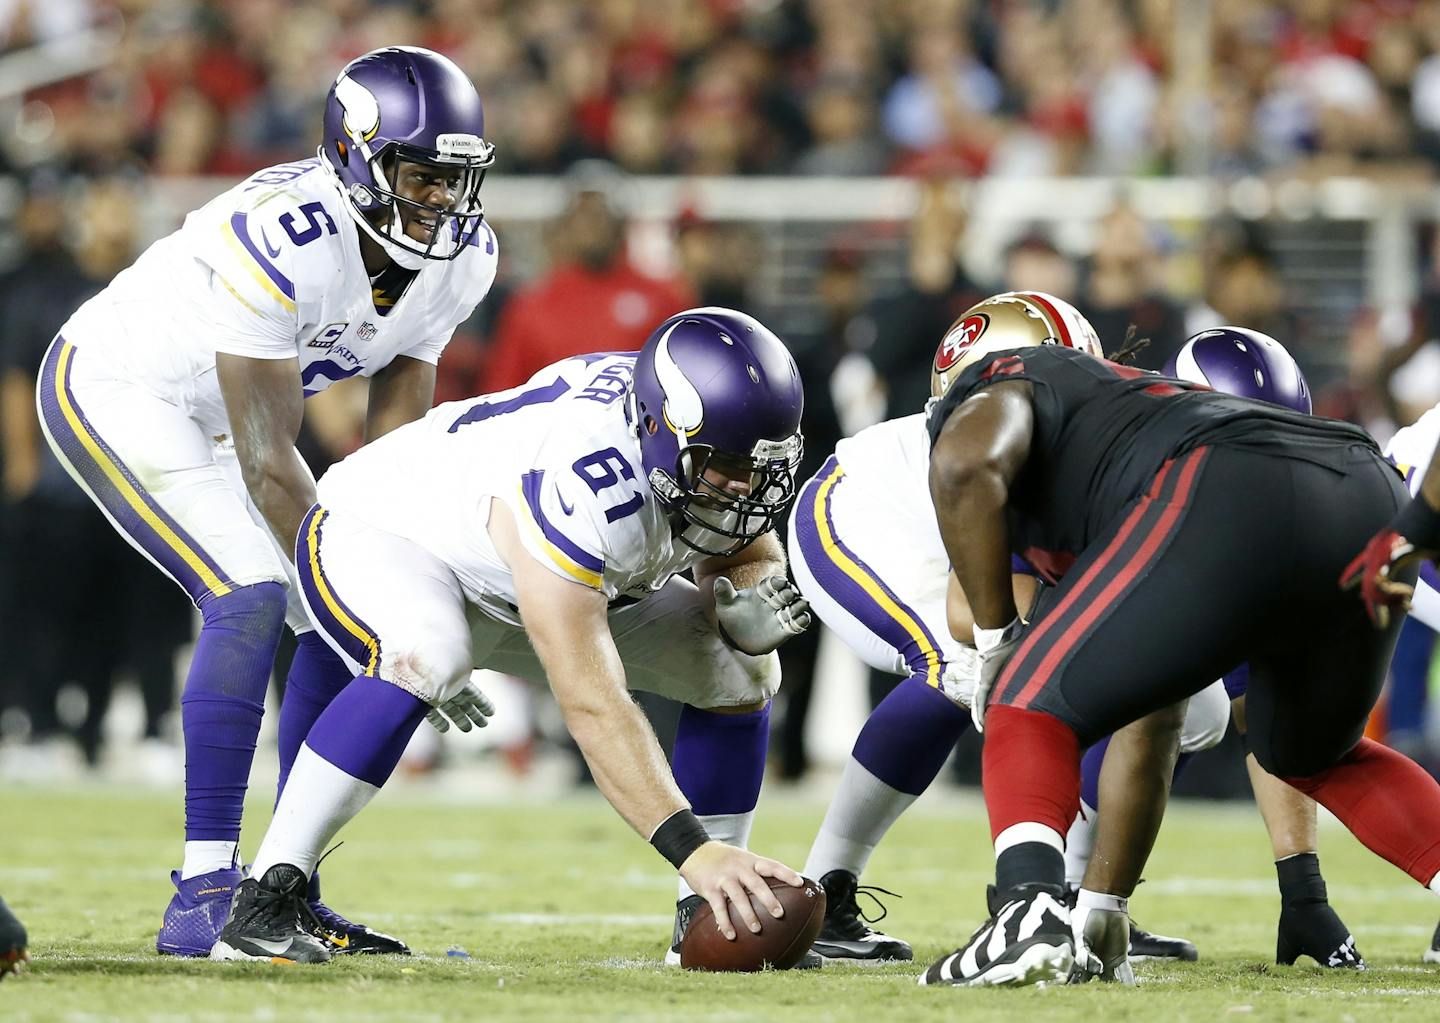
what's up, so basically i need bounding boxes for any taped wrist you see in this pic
[650,808,710,869]
[1394,491,1440,551]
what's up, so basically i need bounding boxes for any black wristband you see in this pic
[1395,491,1440,551]
[650,808,710,869]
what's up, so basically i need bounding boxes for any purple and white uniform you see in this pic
[1385,404,1440,631]
[36,157,498,627]
[301,351,779,707]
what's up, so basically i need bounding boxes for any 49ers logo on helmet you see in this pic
[934,313,990,372]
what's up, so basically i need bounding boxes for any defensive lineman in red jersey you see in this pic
[917,337,1440,988]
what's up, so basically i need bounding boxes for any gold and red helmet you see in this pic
[930,291,1102,398]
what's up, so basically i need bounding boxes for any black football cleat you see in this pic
[0,896,28,981]
[664,893,821,969]
[306,871,409,955]
[1128,921,1199,963]
[1277,901,1365,969]
[210,865,332,964]
[811,870,912,965]
[920,883,1073,988]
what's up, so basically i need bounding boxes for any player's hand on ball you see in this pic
[970,616,1025,731]
[426,676,496,733]
[1340,527,1421,629]
[714,576,812,655]
[678,842,804,941]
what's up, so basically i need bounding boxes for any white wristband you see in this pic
[973,616,1023,655]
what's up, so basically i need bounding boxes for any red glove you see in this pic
[1339,527,1415,629]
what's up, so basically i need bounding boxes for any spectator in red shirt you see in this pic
[481,166,694,392]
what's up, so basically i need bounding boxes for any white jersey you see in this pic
[61,158,498,434]
[316,352,701,625]
[833,413,949,577]
[1386,403,1440,498]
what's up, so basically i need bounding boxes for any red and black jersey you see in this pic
[925,345,1380,583]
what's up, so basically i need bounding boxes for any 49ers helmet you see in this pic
[930,291,1102,399]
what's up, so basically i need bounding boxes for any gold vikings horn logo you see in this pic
[934,313,990,373]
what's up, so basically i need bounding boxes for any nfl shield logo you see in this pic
[357,321,377,341]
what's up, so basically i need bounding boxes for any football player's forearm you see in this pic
[244,452,317,554]
[695,532,786,604]
[934,468,1016,630]
[1416,446,1440,527]
[562,686,689,839]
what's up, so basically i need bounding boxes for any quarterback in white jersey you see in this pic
[35,47,498,958]
[215,309,818,966]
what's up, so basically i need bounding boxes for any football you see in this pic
[679,877,826,972]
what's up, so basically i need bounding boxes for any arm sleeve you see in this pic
[514,467,614,597]
[194,208,305,360]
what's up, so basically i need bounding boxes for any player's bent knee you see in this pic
[199,579,288,638]
[383,639,471,704]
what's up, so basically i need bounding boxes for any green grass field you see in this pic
[6,782,1440,1022]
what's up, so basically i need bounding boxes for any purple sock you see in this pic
[672,704,770,815]
[852,675,968,796]
[1080,736,1110,810]
[305,674,427,787]
[181,582,286,841]
[276,631,353,799]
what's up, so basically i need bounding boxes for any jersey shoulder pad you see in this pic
[515,425,650,593]
[438,220,500,312]
[199,169,347,318]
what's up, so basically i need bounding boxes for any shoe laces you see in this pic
[245,878,324,937]
[833,880,901,929]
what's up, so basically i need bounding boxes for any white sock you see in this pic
[250,743,379,879]
[181,841,238,880]
[1064,799,1098,886]
[677,811,754,902]
[803,757,918,880]
[994,822,1064,857]
[1430,870,1440,896]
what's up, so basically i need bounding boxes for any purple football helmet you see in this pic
[631,308,805,557]
[319,46,495,269]
[1167,326,1312,414]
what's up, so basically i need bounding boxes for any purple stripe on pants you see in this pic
[794,456,944,684]
[37,336,234,606]
[295,505,384,675]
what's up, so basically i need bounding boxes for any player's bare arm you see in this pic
[216,352,314,551]
[944,571,1039,641]
[489,499,801,940]
[928,380,1034,631]
[364,354,437,443]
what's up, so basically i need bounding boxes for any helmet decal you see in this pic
[935,313,990,374]
[655,321,705,439]
[334,75,381,143]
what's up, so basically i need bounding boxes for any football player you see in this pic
[35,47,499,957]
[210,308,815,965]
[790,294,1226,971]
[1354,400,1440,963]
[0,896,25,981]
[920,301,1440,988]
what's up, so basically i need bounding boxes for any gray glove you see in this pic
[970,617,1025,732]
[427,678,496,734]
[714,575,812,655]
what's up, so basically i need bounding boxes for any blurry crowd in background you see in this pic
[3,0,1440,787]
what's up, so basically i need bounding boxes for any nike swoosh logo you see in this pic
[558,494,575,516]
[246,937,294,955]
[261,229,282,259]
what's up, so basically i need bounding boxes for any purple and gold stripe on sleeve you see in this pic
[519,470,605,589]
[37,337,235,605]
[223,212,297,314]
